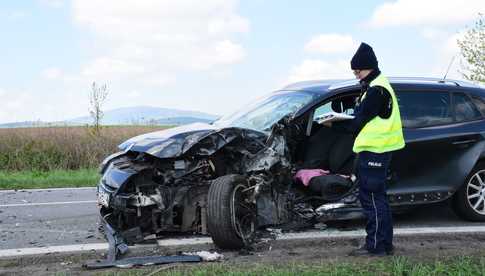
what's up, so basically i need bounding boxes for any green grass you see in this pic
[98,256,485,276]
[0,169,99,190]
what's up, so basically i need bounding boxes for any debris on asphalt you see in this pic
[60,261,72,266]
[183,251,224,262]
[83,255,202,269]
[266,228,283,236]
[314,223,328,230]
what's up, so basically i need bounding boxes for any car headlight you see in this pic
[99,151,124,174]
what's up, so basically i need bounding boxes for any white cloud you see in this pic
[287,59,353,84]
[367,0,485,28]
[208,16,250,35]
[126,90,141,99]
[444,32,465,54]
[191,40,246,70]
[7,11,28,21]
[81,58,146,78]
[0,92,35,123]
[0,87,92,124]
[6,95,29,110]
[429,31,466,79]
[304,34,358,54]
[41,67,63,80]
[39,0,63,8]
[368,0,482,81]
[214,40,246,64]
[72,0,249,85]
[420,28,449,40]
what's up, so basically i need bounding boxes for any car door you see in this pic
[388,88,485,205]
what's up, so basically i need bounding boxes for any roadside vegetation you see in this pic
[0,168,98,190]
[98,256,485,276]
[0,126,169,189]
[458,13,485,83]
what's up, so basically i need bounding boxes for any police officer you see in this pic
[328,42,405,256]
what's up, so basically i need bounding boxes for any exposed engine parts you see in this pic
[97,117,359,255]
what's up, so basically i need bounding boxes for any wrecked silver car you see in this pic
[97,78,485,252]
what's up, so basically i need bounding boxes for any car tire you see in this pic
[207,174,256,249]
[453,162,485,221]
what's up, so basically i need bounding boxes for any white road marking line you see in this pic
[0,228,92,235]
[0,243,109,258]
[2,225,485,258]
[156,238,211,247]
[0,200,97,207]
[0,187,96,193]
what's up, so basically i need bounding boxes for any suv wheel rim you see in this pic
[466,170,485,215]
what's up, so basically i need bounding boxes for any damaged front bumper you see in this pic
[98,215,130,262]
[86,213,203,269]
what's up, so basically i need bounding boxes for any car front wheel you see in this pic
[453,162,485,221]
[207,174,257,249]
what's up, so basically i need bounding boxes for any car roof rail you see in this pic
[323,77,481,91]
[389,77,460,86]
[389,77,483,88]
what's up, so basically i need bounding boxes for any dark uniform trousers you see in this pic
[356,151,393,254]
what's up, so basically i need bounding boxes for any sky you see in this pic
[0,0,484,124]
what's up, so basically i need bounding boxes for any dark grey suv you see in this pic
[97,77,485,250]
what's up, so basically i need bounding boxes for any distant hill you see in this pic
[67,106,219,125]
[154,116,215,125]
[0,106,220,128]
[0,121,52,128]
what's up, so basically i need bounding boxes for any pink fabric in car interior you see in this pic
[294,169,330,186]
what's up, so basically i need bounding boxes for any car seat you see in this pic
[299,126,356,200]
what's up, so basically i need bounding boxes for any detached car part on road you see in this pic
[97,77,485,251]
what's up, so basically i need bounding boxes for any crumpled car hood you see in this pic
[119,122,267,159]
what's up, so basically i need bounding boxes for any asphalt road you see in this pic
[0,188,99,250]
[1,187,485,250]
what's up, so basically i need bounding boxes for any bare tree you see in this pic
[89,82,109,135]
[458,14,485,83]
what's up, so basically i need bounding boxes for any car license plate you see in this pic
[98,189,110,207]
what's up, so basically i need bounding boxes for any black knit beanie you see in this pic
[350,42,378,70]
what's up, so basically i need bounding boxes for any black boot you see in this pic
[385,245,394,256]
[348,246,386,257]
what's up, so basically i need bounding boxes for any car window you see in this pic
[396,91,453,128]
[312,96,357,121]
[313,102,333,119]
[470,95,485,117]
[454,93,482,122]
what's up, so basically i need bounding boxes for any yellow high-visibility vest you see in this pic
[353,74,405,153]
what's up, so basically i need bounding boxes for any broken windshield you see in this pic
[213,91,318,132]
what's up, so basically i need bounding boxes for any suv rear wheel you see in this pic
[453,162,485,221]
